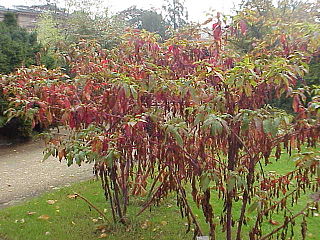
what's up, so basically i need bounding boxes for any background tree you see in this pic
[37,13,63,48]
[162,0,188,30]
[117,6,169,40]
[0,13,41,74]
[36,1,125,49]
[36,13,64,69]
[230,0,320,111]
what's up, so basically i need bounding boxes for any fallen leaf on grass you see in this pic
[310,191,320,202]
[96,225,106,231]
[38,215,50,220]
[125,226,132,232]
[160,221,167,226]
[141,220,151,229]
[67,194,77,199]
[96,225,111,234]
[268,219,280,225]
[27,211,36,215]
[98,233,108,238]
[46,200,57,205]
[15,219,25,223]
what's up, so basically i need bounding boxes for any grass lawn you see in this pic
[0,149,319,240]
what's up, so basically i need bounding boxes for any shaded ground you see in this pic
[0,136,94,208]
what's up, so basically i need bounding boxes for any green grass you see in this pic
[0,149,319,240]
[0,180,193,240]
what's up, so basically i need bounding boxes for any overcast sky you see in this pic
[0,0,242,22]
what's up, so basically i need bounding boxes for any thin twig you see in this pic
[174,175,204,237]
[236,155,256,240]
[260,202,313,240]
[104,172,117,223]
[73,192,109,223]
[230,129,266,180]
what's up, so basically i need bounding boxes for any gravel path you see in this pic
[0,138,94,208]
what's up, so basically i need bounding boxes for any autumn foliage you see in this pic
[1,6,320,240]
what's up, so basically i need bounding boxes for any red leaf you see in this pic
[212,22,222,40]
[269,219,280,226]
[280,34,286,45]
[239,20,247,35]
[292,95,300,113]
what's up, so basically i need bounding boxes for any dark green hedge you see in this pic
[0,12,41,74]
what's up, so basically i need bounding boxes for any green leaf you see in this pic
[241,114,250,131]
[200,174,210,191]
[105,150,115,166]
[172,128,183,146]
[263,119,272,134]
[194,113,203,125]
[67,156,73,167]
[227,176,236,192]
[263,118,278,136]
[130,85,138,99]
[123,84,130,98]
[42,151,52,162]
[0,116,6,127]
[237,177,247,190]
[211,120,223,136]
[243,84,252,96]
[74,154,81,166]
[283,116,290,125]
[247,201,259,213]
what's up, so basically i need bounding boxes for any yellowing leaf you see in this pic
[141,219,151,229]
[38,215,50,220]
[67,194,77,199]
[247,201,259,213]
[269,219,280,225]
[98,233,108,238]
[160,221,168,226]
[46,200,57,205]
[200,174,210,191]
[27,211,36,215]
[96,225,107,231]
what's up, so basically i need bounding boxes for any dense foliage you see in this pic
[1,0,320,239]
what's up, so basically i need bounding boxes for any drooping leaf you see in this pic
[200,174,210,191]
[247,201,259,213]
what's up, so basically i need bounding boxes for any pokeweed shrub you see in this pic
[1,11,320,240]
